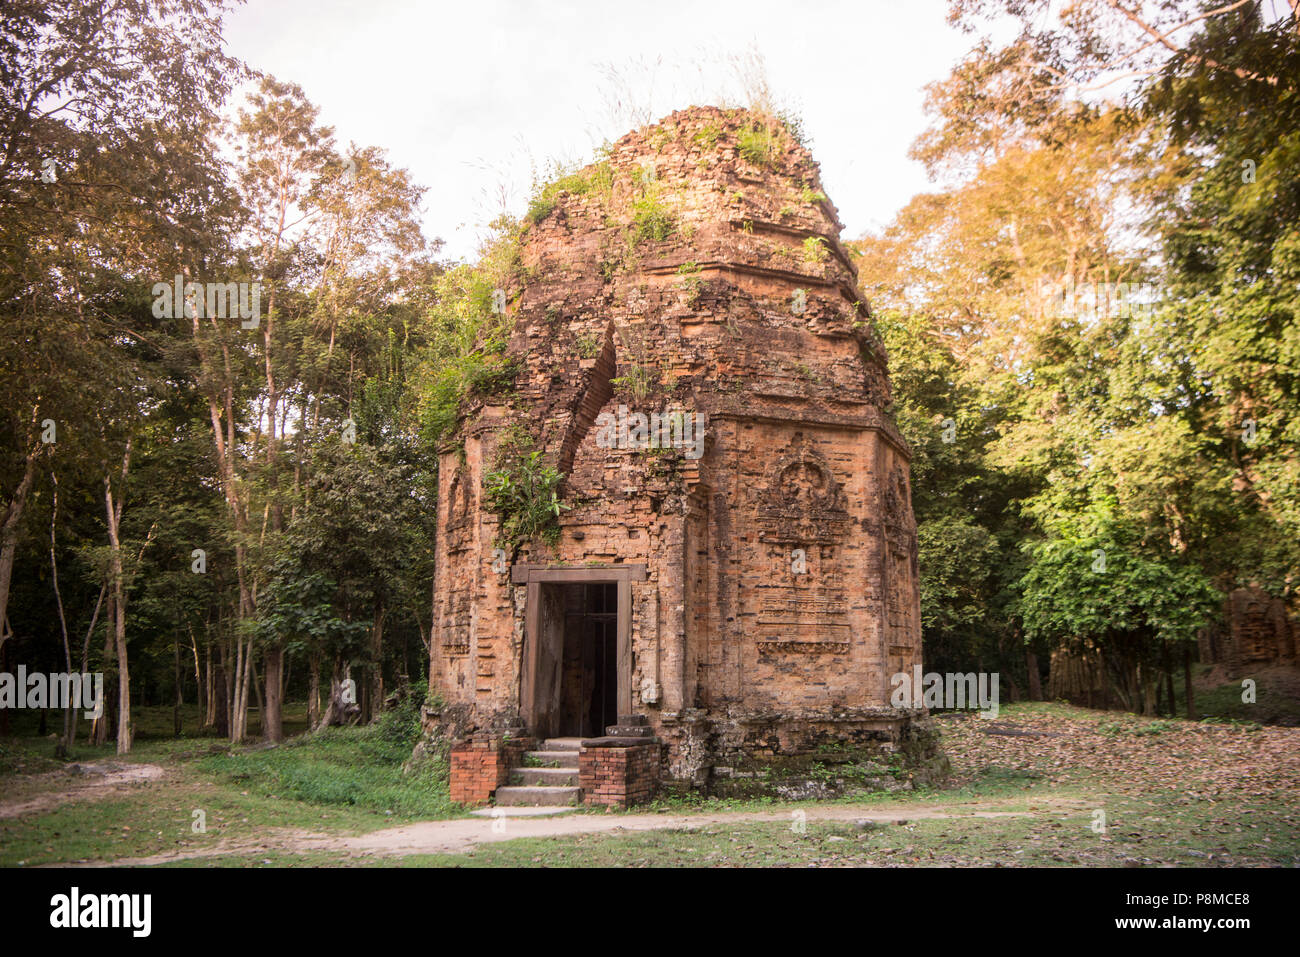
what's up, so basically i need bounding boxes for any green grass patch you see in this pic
[195,700,455,820]
[526,170,591,224]
[737,123,777,167]
[630,193,674,243]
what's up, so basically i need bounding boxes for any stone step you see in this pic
[524,750,580,769]
[510,766,579,787]
[494,785,582,807]
[540,737,584,751]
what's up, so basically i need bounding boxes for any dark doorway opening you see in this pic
[558,582,618,737]
[518,563,643,740]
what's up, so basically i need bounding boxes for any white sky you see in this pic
[225,0,977,262]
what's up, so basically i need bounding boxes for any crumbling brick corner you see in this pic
[579,738,662,808]
[449,732,532,806]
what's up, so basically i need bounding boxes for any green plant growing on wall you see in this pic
[576,332,603,358]
[612,363,653,402]
[738,122,776,166]
[777,109,810,146]
[525,164,595,225]
[414,233,522,446]
[484,429,569,553]
[693,122,721,150]
[802,236,830,264]
[588,160,614,199]
[631,192,674,243]
[676,260,704,307]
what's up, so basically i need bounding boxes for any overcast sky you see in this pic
[224,0,978,261]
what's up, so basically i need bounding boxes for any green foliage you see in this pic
[738,122,777,166]
[612,363,654,402]
[375,684,427,748]
[257,440,436,678]
[526,167,593,224]
[415,249,520,446]
[776,109,810,146]
[197,718,453,818]
[801,236,829,264]
[676,261,704,306]
[693,123,721,149]
[1018,502,1222,649]
[630,193,674,243]
[483,430,569,552]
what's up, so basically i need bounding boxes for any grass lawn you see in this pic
[0,696,463,866]
[1,700,1297,867]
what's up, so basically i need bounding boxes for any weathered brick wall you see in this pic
[579,741,660,807]
[449,734,530,806]
[1198,587,1297,670]
[428,106,927,787]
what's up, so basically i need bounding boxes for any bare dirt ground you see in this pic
[0,760,166,820]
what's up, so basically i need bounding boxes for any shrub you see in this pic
[631,193,674,243]
[738,123,777,166]
[526,168,593,225]
[484,430,569,550]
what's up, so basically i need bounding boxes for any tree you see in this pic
[0,0,239,650]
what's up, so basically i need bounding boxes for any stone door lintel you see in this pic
[511,563,648,584]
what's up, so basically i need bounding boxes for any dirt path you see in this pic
[92,796,1091,866]
[0,760,166,820]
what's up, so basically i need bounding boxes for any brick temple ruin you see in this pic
[1200,586,1297,670]
[426,106,940,806]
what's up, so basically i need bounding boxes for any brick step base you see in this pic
[495,785,582,807]
[522,749,580,770]
[510,767,579,786]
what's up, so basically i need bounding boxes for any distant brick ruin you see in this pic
[1048,586,1299,713]
[1201,586,1297,671]
[426,107,939,804]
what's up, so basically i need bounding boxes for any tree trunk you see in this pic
[367,605,385,723]
[49,474,74,756]
[308,651,321,730]
[173,637,182,737]
[0,441,41,657]
[212,640,229,738]
[104,449,133,755]
[72,583,106,750]
[90,593,116,745]
[191,624,206,725]
[263,646,284,743]
[1138,662,1158,716]
[230,628,250,743]
[322,658,360,727]
[0,633,8,735]
[1164,648,1177,719]
[203,643,215,728]
[1025,649,1042,701]
[1184,642,1196,721]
